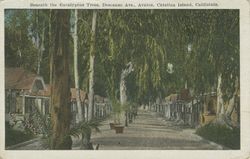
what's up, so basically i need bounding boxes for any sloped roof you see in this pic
[70,88,87,101]
[5,67,44,90]
[179,89,192,101]
[35,85,88,101]
[30,84,51,97]
[165,94,178,102]
[94,95,104,103]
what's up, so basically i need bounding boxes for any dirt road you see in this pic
[73,109,223,150]
[11,108,223,150]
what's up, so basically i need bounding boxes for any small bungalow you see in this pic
[5,67,49,122]
[5,68,112,128]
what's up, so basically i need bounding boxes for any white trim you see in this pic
[23,95,50,99]
[29,76,47,92]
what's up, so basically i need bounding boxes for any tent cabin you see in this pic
[70,88,88,123]
[5,67,48,121]
[201,92,240,127]
[94,95,108,118]
[38,85,89,123]
[179,89,192,102]
[165,94,178,103]
[200,92,217,125]
[70,88,88,110]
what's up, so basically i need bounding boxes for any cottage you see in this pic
[5,68,48,121]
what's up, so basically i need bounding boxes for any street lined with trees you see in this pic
[5,9,239,150]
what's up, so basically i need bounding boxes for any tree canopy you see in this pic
[5,9,239,103]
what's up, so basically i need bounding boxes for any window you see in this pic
[207,100,216,114]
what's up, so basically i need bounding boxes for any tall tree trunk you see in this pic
[88,10,97,121]
[37,22,45,75]
[225,77,239,118]
[35,10,40,74]
[73,10,83,123]
[215,74,239,127]
[50,10,72,150]
[49,10,53,114]
[120,62,133,126]
[82,10,97,150]
[120,74,127,126]
[216,73,224,117]
[185,80,188,89]
[34,10,45,75]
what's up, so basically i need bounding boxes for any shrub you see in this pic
[5,122,35,147]
[196,123,240,149]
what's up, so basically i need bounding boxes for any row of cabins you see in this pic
[149,89,240,128]
[5,68,111,127]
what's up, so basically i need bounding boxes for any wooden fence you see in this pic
[155,98,204,127]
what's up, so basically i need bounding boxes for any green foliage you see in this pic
[5,10,52,82]
[196,124,240,149]
[5,10,38,72]
[69,119,101,138]
[21,104,101,149]
[23,105,51,136]
[5,9,239,103]
[111,99,122,115]
[5,122,35,147]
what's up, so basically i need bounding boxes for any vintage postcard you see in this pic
[0,0,250,159]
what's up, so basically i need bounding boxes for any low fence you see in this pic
[71,101,112,125]
[153,98,204,127]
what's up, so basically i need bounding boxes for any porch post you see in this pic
[22,90,25,115]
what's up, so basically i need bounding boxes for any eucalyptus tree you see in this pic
[96,10,171,124]
[71,9,83,123]
[50,10,72,149]
[120,62,134,126]
[129,10,239,128]
[96,10,133,125]
[128,10,172,104]
[75,10,98,150]
[88,10,98,121]
[28,10,52,81]
[208,10,239,126]
[5,10,38,72]
[30,10,46,75]
[175,10,239,126]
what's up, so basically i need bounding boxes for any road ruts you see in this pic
[12,108,223,150]
[76,108,223,150]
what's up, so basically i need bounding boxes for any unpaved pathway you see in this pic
[73,109,223,150]
[11,109,223,150]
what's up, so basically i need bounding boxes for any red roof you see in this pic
[35,85,88,101]
[5,67,42,90]
[165,94,178,102]
[179,89,192,101]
